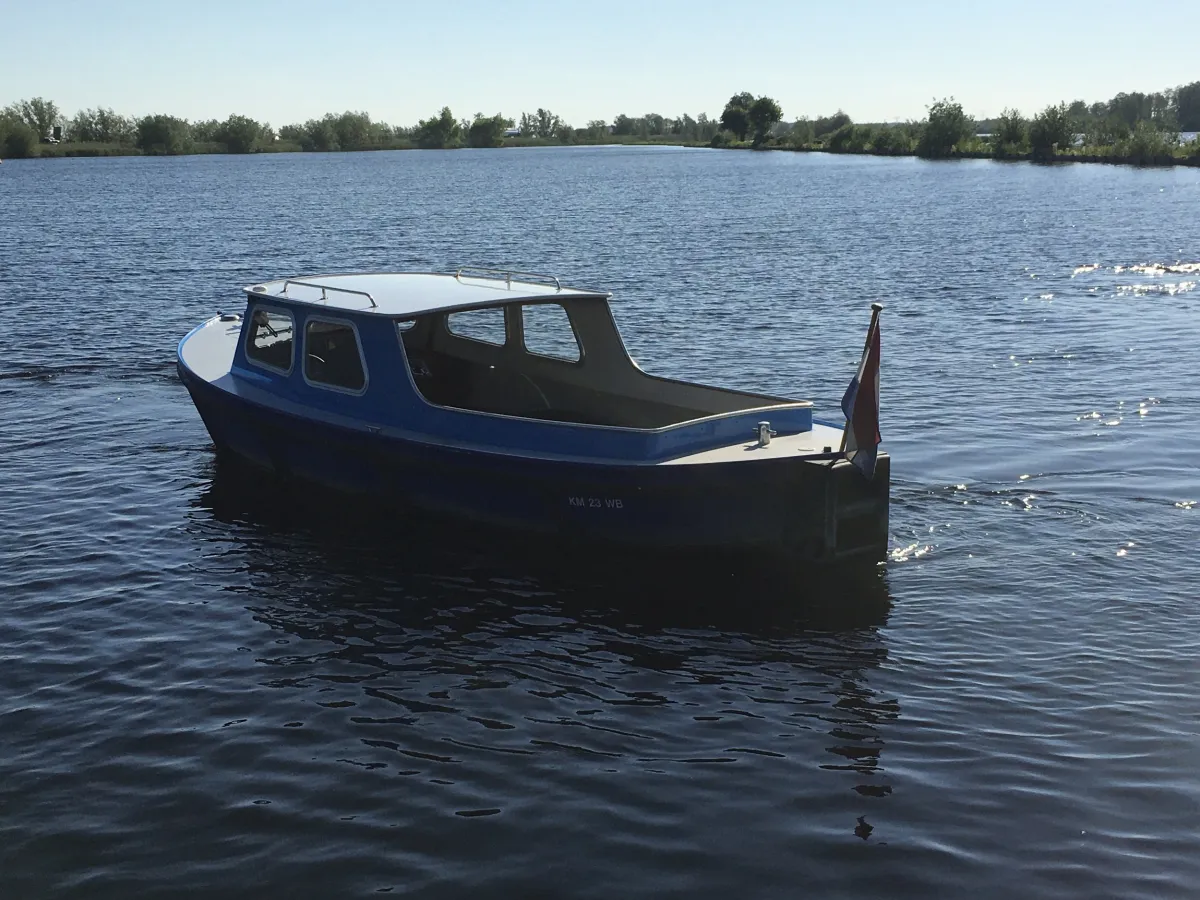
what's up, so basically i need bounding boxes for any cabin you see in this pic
[232,269,814,452]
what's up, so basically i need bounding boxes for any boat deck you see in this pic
[660,424,845,465]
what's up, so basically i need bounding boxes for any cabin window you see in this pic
[246,308,295,372]
[446,308,506,345]
[304,318,366,392]
[521,303,580,362]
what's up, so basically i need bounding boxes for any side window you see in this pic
[246,308,294,372]
[446,308,505,345]
[304,319,366,392]
[522,303,580,362]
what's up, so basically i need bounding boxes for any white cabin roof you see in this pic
[244,270,609,318]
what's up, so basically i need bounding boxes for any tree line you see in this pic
[737,80,1200,165]
[0,99,727,158]
[2,79,1196,161]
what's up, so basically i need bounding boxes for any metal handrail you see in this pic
[455,267,562,291]
[280,280,378,308]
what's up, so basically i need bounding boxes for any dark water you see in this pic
[2,147,1199,898]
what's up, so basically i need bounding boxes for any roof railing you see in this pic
[455,267,562,291]
[280,280,378,308]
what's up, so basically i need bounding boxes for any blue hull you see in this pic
[180,366,889,561]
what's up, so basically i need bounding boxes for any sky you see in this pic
[2,0,1197,127]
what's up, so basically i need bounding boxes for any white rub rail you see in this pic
[280,280,378,308]
[455,267,562,291]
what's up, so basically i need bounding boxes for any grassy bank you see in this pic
[17,124,1198,170]
[499,134,707,149]
[713,126,1200,168]
[22,134,710,159]
[756,143,1200,168]
[30,139,383,157]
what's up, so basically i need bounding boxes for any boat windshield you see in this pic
[393,301,771,429]
[246,309,295,372]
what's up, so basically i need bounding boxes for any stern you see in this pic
[815,453,890,561]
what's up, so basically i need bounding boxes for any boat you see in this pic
[177,268,889,562]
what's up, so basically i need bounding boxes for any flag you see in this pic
[840,307,882,478]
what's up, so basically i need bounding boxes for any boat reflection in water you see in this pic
[194,454,893,630]
[189,455,900,828]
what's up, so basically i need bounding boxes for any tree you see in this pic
[916,97,972,158]
[871,125,916,154]
[466,113,510,148]
[8,97,62,140]
[217,114,265,153]
[331,111,372,151]
[189,119,221,143]
[136,114,192,154]
[720,107,748,139]
[747,96,782,146]
[1144,90,1178,132]
[991,107,1029,155]
[788,117,815,146]
[1108,92,1148,128]
[277,123,305,147]
[68,107,136,144]
[825,122,858,151]
[812,110,851,138]
[1176,80,1200,132]
[0,110,38,158]
[611,114,637,135]
[1029,103,1074,159]
[720,93,752,140]
[695,112,719,142]
[540,108,562,138]
[367,120,395,146]
[1118,120,1177,164]
[302,117,339,151]
[671,114,696,137]
[519,108,561,139]
[1083,116,1130,148]
[415,106,461,149]
[727,92,754,112]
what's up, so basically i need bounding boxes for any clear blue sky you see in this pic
[3,0,1196,126]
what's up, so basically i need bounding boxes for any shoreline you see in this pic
[762,143,1200,168]
[11,138,1198,169]
[19,135,709,160]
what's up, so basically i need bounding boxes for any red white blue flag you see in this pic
[840,307,882,478]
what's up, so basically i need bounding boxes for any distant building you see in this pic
[504,127,521,137]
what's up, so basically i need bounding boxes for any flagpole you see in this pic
[839,302,884,453]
